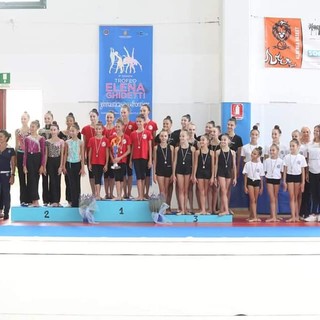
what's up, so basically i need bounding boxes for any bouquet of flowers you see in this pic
[79,194,97,224]
[148,193,171,225]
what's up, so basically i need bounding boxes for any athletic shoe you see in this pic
[305,214,318,222]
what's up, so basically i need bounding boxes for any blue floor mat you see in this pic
[0,225,320,238]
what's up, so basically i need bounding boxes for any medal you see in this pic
[161,145,168,166]
[201,151,208,170]
[222,150,230,169]
[181,147,188,166]
[95,137,102,158]
[137,130,143,150]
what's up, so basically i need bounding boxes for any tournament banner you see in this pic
[265,17,320,69]
[99,26,153,121]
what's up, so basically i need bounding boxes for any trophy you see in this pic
[111,144,120,170]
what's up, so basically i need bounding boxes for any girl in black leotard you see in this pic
[187,122,198,212]
[214,134,237,216]
[155,116,174,146]
[208,126,220,214]
[171,114,191,147]
[153,130,174,210]
[173,129,195,215]
[192,135,214,214]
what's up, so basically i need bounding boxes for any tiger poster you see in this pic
[264,17,302,68]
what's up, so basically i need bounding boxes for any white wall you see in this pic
[0,0,221,197]
[222,0,251,102]
[222,0,320,146]
[249,0,320,146]
[250,0,320,104]
[4,1,320,156]
[0,0,221,132]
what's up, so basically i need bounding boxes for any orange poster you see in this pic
[265,17,302,68]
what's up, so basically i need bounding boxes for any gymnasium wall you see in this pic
[2,0,319,148]
[249,0,320,146]
[0,0,221,134]
[222,0,320,148]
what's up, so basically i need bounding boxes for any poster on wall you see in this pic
[265,17,320,69]
[264,17,302,68]
[99,26,153,121]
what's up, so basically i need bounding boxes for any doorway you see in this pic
[6,89,43,136]
[6,89,43,205]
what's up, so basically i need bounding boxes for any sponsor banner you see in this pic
[265,17,302,68]
[265,17,320,69]
[302,20,320,68]
[99,26,153,121]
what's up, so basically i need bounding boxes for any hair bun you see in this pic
[183,114,191,121]
[90,108,99,116]
[228,117,237,124]
[68,112,74,117]
[72,122,80,131]
[274,125,280,130]
[252,125,258,130]
[51,121,59,130]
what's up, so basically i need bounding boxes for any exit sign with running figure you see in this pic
[0,73,10,85]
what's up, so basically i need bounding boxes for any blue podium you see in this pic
[11,200,233,223]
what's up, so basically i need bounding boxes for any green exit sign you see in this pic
[0,73,10,84]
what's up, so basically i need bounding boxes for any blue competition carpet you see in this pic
[0,225,320,237]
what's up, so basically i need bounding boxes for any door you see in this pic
[0,89,6,128]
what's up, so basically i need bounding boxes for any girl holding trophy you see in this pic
[109,119,132,200]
